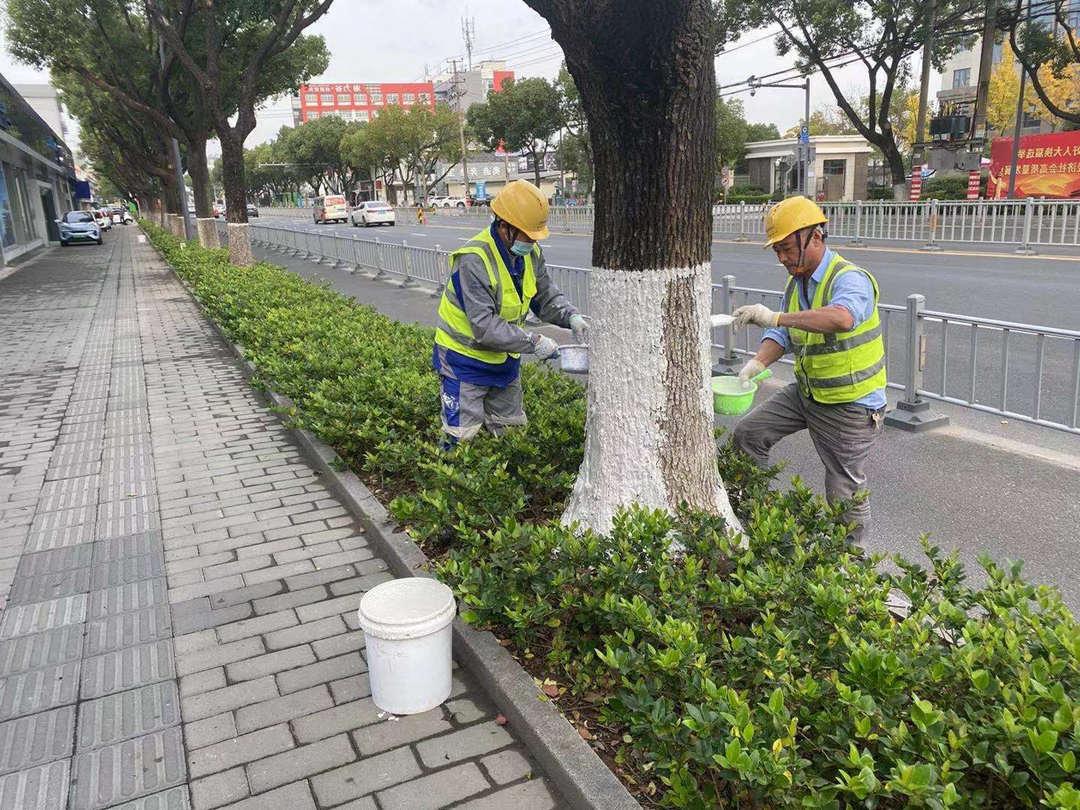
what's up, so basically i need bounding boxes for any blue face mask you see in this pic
[510,240,533,257]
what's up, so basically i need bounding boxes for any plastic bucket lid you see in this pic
[358,578,456,641]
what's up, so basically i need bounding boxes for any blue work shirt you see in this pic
[432,222,529,388]
[762,248,887,410]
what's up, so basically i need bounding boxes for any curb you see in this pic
[143,229,640,810]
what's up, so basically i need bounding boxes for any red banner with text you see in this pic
[988,131,1080,199]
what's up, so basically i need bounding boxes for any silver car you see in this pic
[58,210,102,246]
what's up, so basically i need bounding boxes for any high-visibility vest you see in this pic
[434,228,538,365]
[786,253,887,404]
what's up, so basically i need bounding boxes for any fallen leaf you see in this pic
[541,680,560,698]
[578,726,595,740]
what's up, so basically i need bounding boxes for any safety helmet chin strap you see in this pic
[795,225,826,274]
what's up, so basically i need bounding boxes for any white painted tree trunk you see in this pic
[196,218,219,248]
[561,264,742,536]
[227,223,254,266]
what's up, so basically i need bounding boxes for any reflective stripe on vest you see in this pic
[786,253,887,404]
[434,228,538,365]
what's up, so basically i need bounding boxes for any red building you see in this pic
[296,82,436,124]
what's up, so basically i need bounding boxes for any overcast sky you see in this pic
[0,1,926,158]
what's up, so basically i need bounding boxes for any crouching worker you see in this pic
[433,179,587,447]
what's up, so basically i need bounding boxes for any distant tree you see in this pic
[555,65,593,195]
[279,116,360,194]
[1005,0,1080,127]
[783,106,859,137]
[468,77,563,187]
[745,0,978,198]
[362,104,462,202]
[144,0,331,263]
[716,97,750,169]
[747,121,782,141]
[989,41,1079,135]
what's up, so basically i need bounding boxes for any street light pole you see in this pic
[749,74,812,196]
[158,36,194,240]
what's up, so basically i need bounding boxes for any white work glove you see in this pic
[569,314,588,343]
[738,358,766,388]
[531,334,559,360]
[732,303,780,329]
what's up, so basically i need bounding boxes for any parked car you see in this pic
[350,200,396,228]
[246,202,259,218]
[93,209,112,231]
[58,210,102,246]
[313,194,348,224]
[437,196,468,209]
[212,201,225,218]
[109,207,130,225]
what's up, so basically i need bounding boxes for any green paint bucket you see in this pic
[711,369,772,415]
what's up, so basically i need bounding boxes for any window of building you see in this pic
[403,93,415,105]
[386,93,399,104]
[823,159,846,176]
[357,110,370,122]
[308,111,320,119]
[320,93,333,104]
[952,68,971,89]
[355,94,367,105]
[483,79,494,95]
[370,109,379,119]
[1022,110,1041,128]
[371,93,383,105]
[418,93,430,106]
[304,93,318,104]
[337,93,351,105]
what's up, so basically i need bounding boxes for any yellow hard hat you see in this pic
[763,195,828,247]
[492,179,550,240]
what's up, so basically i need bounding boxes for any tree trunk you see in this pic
[186,133,219,248]
[219,132,253,265]
[532,149,542,188]
[881,140,909,201]
[530,0,741,536]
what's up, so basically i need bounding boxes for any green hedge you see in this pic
[144,223,1080,809]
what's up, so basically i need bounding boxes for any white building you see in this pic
[743,135,873,201]
[13,84,67,143]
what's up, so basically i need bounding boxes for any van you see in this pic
[313,194,348,224]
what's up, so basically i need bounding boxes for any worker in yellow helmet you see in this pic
[433,179,587,446]
[730,196,887,545]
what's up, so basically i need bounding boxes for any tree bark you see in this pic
[532,148,542,188]
[219,132,253,265]
[527,0,741,536]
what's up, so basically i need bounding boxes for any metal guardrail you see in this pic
[228,222,1080,435]
[381,198,1080,251]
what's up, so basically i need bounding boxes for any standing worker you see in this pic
[433,179,587,445]
[730,196,887,544]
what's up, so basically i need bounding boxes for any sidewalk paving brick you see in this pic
[0,230,562,809]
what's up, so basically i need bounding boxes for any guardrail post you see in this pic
[1015,197,1037,255]
[347,237,360,274]
[884,293,949,432]
[735,201,748,242]
[920,200,944,252]
[332,235,348,270]
[401,240,416,287]
[312,233,328,264]
[373,237,386,280]
[430,244,443,297]
[847,199,866,246]
[711,274,740,376]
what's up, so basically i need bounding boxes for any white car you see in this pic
[350,200,396,227]
[93,210,112,231]
[438,197,467,209]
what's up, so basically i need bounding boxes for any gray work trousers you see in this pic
[732,383,884,545]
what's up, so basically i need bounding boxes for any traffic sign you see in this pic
[798,125,810,144]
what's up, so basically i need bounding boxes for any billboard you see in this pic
[988,131,1080,199]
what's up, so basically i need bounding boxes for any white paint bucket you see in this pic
[557,344,589,373]
[357,578,456,715]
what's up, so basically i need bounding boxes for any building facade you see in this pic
[744,135,872,201]
[0,75,77,265]
[13,84,68,145]
[294,82,436,125]
[432,61,514,111]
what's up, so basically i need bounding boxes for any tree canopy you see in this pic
[468,77,563,187]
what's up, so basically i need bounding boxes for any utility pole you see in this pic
[914,0,938,164]
[450,59,471,200]
[970,0,999,143]
[1007,0,1033,198]
[158,36,194,240]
